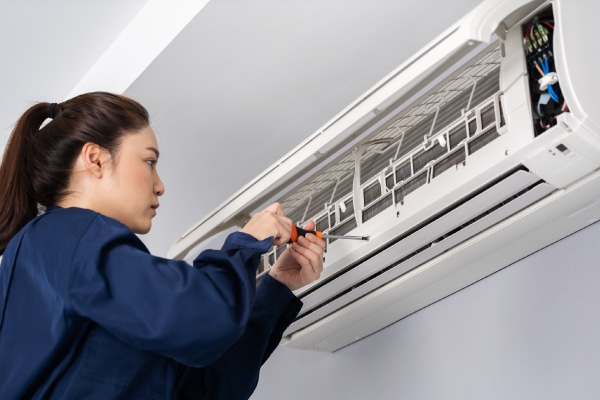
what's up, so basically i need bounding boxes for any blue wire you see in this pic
[548,85,559,103]
[541,58,559,102]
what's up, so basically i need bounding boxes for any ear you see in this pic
[80,142,111,178]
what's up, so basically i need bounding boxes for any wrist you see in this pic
[268,269,293,291]
[268,268,282,285]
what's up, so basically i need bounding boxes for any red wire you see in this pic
[526,22,535,38]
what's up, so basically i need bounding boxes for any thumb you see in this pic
[264,202,284,215]
[303,220,316,231]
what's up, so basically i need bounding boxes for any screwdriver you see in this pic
[288,225,369,243]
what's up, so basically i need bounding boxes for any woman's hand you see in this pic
[241,203,292,247]
[268,220,326,291]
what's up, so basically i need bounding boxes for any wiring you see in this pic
[541,58,559,102]
[523,13,566,135]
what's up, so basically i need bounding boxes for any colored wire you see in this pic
[535,62,544,76]
[526,22,535,38]
[548,85,559,103]
[540,58,559,103]
[542,58,549,74]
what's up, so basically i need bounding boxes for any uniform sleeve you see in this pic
[173,273,303,400]
[69,214,273,367]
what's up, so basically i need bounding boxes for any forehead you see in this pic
[120,126,159,153]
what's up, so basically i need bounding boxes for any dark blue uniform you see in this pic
[0,206,301,399]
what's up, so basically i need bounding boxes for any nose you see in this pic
[154,171,165,196]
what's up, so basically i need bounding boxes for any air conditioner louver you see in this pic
[286,168,554,336]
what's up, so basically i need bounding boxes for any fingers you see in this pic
[262,203,294,246]
[270,215,293,248]
[290,234,325,277]
[241,203,292,245]
[268,227,326,291]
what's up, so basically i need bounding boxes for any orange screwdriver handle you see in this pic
[289,225,323,243]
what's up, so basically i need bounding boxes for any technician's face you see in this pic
[104,126,165,234]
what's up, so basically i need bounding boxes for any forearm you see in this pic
[173,274,302,399]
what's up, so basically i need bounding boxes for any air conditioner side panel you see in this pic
[553,0,600,134]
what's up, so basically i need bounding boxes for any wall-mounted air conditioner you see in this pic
[169,0,600,352]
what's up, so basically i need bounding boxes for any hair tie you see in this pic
[48,103,57,119]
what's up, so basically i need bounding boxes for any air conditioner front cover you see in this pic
[169,0,600,352]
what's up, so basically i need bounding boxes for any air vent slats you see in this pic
[285,169,556,335]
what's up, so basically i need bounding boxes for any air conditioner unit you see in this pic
[169,0,600,352]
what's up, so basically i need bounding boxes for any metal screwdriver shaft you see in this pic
[289,225,369,243]
[319,234,370,241]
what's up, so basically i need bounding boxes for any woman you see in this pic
[0,92,325,399]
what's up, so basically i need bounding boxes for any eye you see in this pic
[147,159,157,168]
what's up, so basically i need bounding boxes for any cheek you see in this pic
[124,165,152,187]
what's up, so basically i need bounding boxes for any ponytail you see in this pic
[0,104,48,253]
[0,92,149,254]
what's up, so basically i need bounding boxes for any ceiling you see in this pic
[0,0,484,257]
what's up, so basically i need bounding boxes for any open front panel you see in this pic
[257,42,511,279]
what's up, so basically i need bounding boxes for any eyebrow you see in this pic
[147,147,160,158]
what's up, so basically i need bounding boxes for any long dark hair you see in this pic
[0,91,150,254]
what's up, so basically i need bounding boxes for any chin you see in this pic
[138,226,152,235]
[133,222,152,235]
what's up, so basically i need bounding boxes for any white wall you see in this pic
[252,220,600,399]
